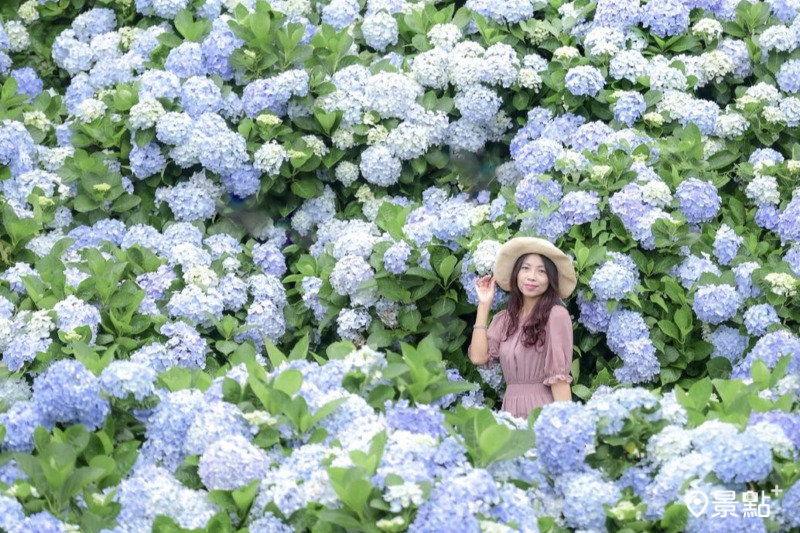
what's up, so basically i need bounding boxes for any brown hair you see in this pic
[502,253,561,348]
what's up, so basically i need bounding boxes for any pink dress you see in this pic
[468,304,574,419]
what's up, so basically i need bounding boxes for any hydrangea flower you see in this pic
[743,304,780,336]
[564,65,604,97]
[692,284,742,324]
[534,402,596,475]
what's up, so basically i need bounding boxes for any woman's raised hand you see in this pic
[474,275,496,307]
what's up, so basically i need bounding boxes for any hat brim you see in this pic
[493,237,577,299]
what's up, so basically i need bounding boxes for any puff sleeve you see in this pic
[468,309,505,367]
[542,305,574,386]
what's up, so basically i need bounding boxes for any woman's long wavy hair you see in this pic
[503,253,561,349]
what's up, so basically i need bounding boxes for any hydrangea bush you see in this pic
[1,0,800,530]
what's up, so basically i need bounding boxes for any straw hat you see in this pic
[493,237,577,299]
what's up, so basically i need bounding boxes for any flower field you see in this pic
[1,0,800,530]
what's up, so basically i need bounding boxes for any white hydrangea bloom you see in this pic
[253,141,287,175]
[5,21,30,52]
[692,18,722,41]
[130,97,166,130]
[74,98,107,122]
[428,23,462,50]
[473,240,501,275]
[745,174,780,205]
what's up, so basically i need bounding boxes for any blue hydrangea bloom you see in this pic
[589,261,636,300]
[641,0,690,38]
[180,76,223,117]
[755,204,780,232]
[514,138,564,175]
[777,58,800,93]
[749,148,784,168]
[100,361,157,401]
[692,284,742,325]
[708,431,773,483]
[606,309,650,353]
[569,121,614,152]
[558,190,600,225]
[731,329,800,379]
[613,91,646,126]
[137,388,205,471]
[743,304,780,336]
[557,469,622,531]
[564,65,605,97]
[781,480,800,528]
[129,142,167,180]
[534,402,596,475]
[0,400,50,452]
[385,399,447,438]
[10,67,43,102]
[675,178,721,224]
[252,242,287,277]
[514,175,563,211]
[594,0,640,28]
[713,224,743,265]
[710,325,749,362]
[198,433,269,491]
[540,113,586,144]
[777,195,800,245]
[32,359,110,431]
[578,294,611,334]
[384,240,412,274]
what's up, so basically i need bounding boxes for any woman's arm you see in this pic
[550,379,572,401]
[467,303,492,365]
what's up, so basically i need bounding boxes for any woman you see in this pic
[467,236,577,419]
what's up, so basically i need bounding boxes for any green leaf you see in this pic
[289,331,309,361]
[657,320,681,341]
[273,369,303,396]
[661,501,688,533]
[436,255,457,284]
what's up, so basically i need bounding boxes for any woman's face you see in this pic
[516,254,549,300]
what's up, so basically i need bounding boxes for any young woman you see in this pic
[467,236,577,419]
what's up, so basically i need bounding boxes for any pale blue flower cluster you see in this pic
[692,284,742,324]
[534,402,597,476]
[743,304,780,336]
[589,260,637,300]
[675,178,721,224]
[606,309,660,383]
